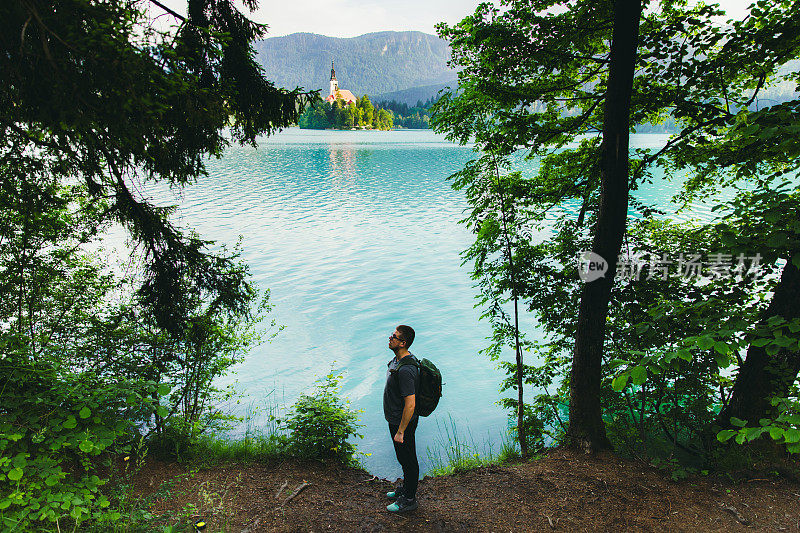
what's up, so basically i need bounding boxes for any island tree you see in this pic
[298,94,394,130]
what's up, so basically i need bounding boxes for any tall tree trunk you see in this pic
[495,165,528,458]
[566,0,642,452]
[716,260,800,428]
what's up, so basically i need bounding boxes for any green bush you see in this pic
[282,371,363,465]
[0,362,164,530]
[717,389,800,454]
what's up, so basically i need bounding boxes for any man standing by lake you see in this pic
[383,324,420,513]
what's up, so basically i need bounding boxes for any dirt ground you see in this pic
[130,449,800,532]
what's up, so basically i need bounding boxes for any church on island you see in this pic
[325,61,357,105]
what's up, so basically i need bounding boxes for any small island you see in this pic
[299,61,394,130]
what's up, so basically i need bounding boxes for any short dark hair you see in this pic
[396,325,415,347]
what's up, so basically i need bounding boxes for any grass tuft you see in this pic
[425,414,521,476]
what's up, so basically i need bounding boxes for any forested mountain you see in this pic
[372,82,454,106]
[253,31,457,97]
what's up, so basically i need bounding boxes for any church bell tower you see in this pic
[329,60,339,96]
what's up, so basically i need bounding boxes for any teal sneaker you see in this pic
[386,487,403,499]
[386,495,418,513]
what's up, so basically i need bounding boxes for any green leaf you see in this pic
[7,468,23,481]
[155,405,169,418]
[769,427,785,440]
[766,344,780,356]
[630,365,647,386]
[745,427,765,441]
[713,342,729,355]
[63,416,77,429]
[157,383,171,397]
[79,407,91,419]
[717,429,737,442]
[784,428,800,443]
[79,441,94,453]
[782,414,800,425]
[676,349,692,362]
[696,336,714,350]
[611,373,630,392]
[730,417,747,428]
[735,432,746,444]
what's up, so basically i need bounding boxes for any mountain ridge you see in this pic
[253,31,457,99]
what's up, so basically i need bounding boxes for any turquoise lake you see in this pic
[143,128,703,479]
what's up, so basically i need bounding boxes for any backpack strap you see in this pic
[391,356,420,396]
[389,355,419,374]
[396,356,420,370]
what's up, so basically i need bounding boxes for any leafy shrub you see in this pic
[0,361,165,530]
[282,371,362,465]
[717,390,800,453]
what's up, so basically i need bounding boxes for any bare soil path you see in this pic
[131,449,800,532]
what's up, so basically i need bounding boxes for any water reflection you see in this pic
[327,143,357,187]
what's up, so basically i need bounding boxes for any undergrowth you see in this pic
[426,415,522,476]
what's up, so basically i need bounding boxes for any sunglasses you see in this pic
[389,334,403,342]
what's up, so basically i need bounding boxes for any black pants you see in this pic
[388,417,419,499]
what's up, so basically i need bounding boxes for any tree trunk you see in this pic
[566,0,642,452]
[716,259,800,428]
[495,159,528,458]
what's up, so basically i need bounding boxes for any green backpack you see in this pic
[398,356,442,417]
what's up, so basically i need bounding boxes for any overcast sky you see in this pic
[154,0,754,38]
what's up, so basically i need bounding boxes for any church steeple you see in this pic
[329,60,339,96]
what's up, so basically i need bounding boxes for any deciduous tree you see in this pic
[434,0,800,453]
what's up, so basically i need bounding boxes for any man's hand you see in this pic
[393,431,404,444]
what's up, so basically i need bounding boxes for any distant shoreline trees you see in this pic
[298,96,436,130]
[377,98,436,129]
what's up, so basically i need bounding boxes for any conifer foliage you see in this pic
[1,0,311,333]
[0,0,307,528]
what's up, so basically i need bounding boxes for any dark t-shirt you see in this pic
[383,354,420,425]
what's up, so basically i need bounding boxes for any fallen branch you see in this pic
[719,503,750,526]
[282,481,309,507]
[275,480,288,499]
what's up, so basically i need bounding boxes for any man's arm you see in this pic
[394,394,415,444]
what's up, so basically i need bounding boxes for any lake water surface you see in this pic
[149,129,695,478]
